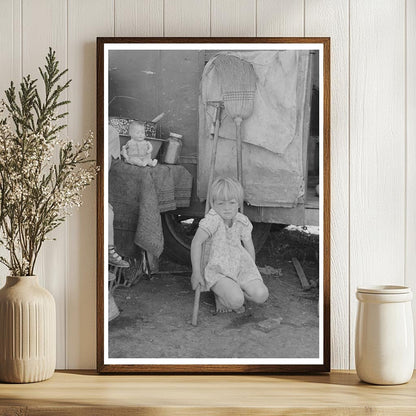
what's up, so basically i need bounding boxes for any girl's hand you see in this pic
[191,271,204,290]
[190,228,209,290]
[121,145,128,161]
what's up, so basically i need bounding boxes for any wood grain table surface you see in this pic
[0,370,415,415]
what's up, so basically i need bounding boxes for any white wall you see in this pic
[0,0,414,370]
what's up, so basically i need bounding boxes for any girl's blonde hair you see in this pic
[209,177,244,208]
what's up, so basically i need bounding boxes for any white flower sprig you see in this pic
[0,48,97,276]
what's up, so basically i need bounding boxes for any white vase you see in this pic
[355,285,414,385]
[0,276,56,383]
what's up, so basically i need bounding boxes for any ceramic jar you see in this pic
[0,276,56,383]
[355,285,414,385]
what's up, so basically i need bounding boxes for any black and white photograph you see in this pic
[97,38,330,373]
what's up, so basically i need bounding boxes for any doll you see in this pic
[121,120,157,167]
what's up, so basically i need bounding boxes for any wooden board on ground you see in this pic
[292,257,311,289]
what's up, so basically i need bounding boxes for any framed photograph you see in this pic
[97,37,330,373]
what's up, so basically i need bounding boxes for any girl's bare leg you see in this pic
[211,277,245,313]
[241,280,269,304]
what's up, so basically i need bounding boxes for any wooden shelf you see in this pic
[0,370,415,415]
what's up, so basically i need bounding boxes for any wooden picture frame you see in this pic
[97,37,330,374]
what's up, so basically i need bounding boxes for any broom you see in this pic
[212,54,257,213]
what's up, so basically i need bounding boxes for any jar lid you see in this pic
[357,285,411,294]
[169,132,183,139]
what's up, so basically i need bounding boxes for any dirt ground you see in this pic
[109,227,320,359]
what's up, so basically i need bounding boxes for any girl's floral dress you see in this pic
[199,209,263,290]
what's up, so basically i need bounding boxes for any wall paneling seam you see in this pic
[210,0,212,37]
[303,0,305,37]
[64,0,69,369]
[19,0,22,80]
[404,0,408,288]
[20,0,23,80]
[348,0,351,370]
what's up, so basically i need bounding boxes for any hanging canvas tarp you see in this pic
[198,50,311,207]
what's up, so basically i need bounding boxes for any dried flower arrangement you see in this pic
[0,48,97,276]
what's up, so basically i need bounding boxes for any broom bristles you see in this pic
[213,54,257,120]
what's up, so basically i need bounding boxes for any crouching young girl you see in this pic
[191,177,269,313]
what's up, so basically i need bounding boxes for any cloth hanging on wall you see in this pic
[198,50,311,208]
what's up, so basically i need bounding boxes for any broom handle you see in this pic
[193,104,223,327]
[235,117,243,214]
[205,105,222,214]
[192,286,201,326]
